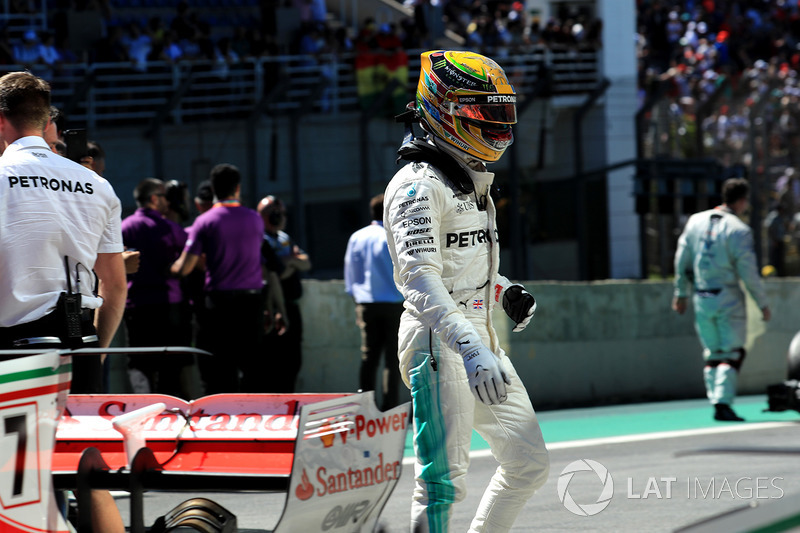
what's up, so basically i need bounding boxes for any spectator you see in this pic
[44,105,66,155]
[193,179,214,215]
[86,140,106,177]
[764,194,791,276]
[122,178,191,397]
[152,29,184,64]
[121,22,152,72]
[164,179,191,224]
[177,180,214,390]
[257,195,311,393]
[0,27,14,64]
[13,30,42,69]
[344,194,405,410]
[212,37,240,80]
[776,167,800,212]
[172,164,265,393]
[38,31,62,76]
[170,0,199,42]
[92,25,129,63]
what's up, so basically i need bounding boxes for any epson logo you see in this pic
[401,217,432,228]
[487,95,516,103]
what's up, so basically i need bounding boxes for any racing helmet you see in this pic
[416,50,517,163]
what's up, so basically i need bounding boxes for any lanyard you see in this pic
[213,200,241,208]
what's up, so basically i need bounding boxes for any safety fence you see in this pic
[636,66,799,278]
[0,46,599,130]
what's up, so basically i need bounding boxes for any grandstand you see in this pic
[1,0,795,282]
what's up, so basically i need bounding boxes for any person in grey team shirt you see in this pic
[673,177,771,422]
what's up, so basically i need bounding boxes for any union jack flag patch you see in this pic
[473,299,484,309]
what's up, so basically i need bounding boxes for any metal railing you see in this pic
[0,46,599,129]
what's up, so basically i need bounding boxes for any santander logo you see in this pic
[295,469,314,500]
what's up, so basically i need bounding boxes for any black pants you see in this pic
[197,290,264,394]
[356,302,404,410]
[124,302,192,398]
[260,300,303,393]
[0,309,101,393]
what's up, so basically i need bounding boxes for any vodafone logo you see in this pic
[557,459,614,516]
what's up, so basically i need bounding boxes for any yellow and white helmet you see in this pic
[416,50,517,162]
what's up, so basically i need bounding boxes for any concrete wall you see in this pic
[295,278,799,409]
[97,109,550,213]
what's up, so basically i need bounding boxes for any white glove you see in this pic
[460,340,511,405]
[503,284,537,332]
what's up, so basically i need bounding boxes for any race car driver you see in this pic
[383,50,549,532]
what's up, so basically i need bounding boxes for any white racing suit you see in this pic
[384,153,549,532]
[674,206,768,405]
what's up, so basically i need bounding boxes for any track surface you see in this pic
[114,395,800,532]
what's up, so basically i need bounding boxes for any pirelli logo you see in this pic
[406,237,435,248]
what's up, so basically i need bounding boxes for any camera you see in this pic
[63,129,88,163]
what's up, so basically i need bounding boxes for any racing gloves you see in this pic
[460,340,511,405]
[503,284,537,332]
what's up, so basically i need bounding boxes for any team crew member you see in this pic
[122,178,190,396]
[673,177,771,422]
[0,71,126,533]
[172,163,264,393]
[0,71,127,392]
[384,51,549,532]
[257,195,311,393]
[344,193,406,410]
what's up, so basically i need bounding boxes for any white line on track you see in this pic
[543,421,798,450]
[401,421,798,464]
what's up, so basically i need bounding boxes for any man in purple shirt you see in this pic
[172,164,265,393]
[121,178,190,397]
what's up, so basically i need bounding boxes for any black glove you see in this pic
[503,285,536,332]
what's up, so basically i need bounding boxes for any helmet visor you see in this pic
[447,94,517,124]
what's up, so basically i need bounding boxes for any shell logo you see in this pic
[319,421,335,448]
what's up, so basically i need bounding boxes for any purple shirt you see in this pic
[121,207,187,307]
[185,204,264,292]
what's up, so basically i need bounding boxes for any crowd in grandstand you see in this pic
[5,0,800,272]
[637,0,800,165]
[636,1,800,276]
[0,0,602,72]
